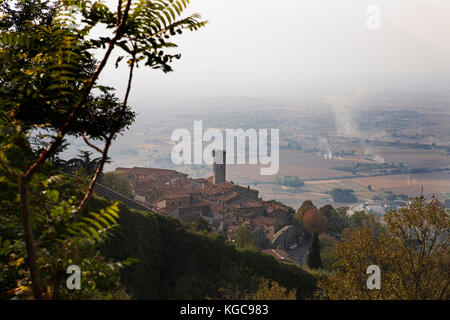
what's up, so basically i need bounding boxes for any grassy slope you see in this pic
[95,199,317,299]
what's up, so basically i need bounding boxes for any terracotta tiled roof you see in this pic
[204,182,235,194]
[187,200,211,207]
[216,191,239,202]
[254,216,277,226]
[158,185,193,199]
[233,184,259,193]
[230,198,264,209]
[210,203,229,214]
[133,181,156,191]
[162,192,191,200]
[262,200,291,213]
[191,178,209,184]
[218,182,235,189]
[203,186,223,196]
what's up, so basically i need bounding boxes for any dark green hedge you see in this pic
[99,202,317,299]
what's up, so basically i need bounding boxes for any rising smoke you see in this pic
[325,90,385,164]
[327,90,366,139]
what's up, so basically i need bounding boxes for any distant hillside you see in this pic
[94,198,317,299]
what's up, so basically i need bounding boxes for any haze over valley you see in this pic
[63,90,450,210]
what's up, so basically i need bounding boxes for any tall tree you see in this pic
[307,231,322,270]
[319,197,450,300]
[303,208,328,235]
[0,0,206,299]
[293,199,314,227]
[320,204,349,234]
[235,224,256,249]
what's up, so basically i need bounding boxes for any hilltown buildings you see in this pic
[115,151,294,248]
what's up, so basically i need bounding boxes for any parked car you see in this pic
[288,243,298,250]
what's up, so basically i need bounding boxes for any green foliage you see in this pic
[373,191,409,203]
[0,0,206,299]
[329,188,357,203]
[243,278,296,300]
[67,201,119,243]
[347,211,383,237]
[0,0,58,31]
[100,205,317,299]
[318,234,337,272]
[0,236,22,257]
[234,224,257,249]
[59,150,103,176]
[307,231,322,270]
[86,0,207,72]
[0,169,20,217]
[186,217,212,233]
[298,200,314,215]
[98,171,133,198]
[293,199,314,227]
[320,249,336,273]
[0,172,128,299]
[1,0,205,158]
[320,205,349,234]
[319,197,450,299]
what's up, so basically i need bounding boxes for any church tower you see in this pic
[212,150,226,184]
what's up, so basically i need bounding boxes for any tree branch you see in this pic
[19,177,42,299]
[77,47,136,214]
[17,0,133,300]
[82,133,104,154]
[23,0,133,183]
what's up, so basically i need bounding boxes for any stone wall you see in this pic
[271,225,299,249]
[94,183,153,212]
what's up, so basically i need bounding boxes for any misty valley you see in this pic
[73,93,450,211]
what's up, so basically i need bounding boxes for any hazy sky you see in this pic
[98,0,450,104]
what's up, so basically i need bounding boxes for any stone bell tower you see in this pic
[212,149,226,184]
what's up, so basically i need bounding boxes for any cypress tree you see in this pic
[307,231,322,269]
